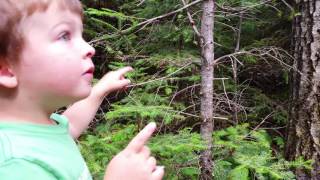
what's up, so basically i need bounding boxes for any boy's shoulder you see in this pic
[0,118,91,180]
[0,114,70,163]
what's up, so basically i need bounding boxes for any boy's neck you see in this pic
[0,91,57,125]
[0,108,56,125]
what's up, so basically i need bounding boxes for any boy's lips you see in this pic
[83,66,95,75]
[83,66,95,81]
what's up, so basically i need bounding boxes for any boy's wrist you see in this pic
[90,86,110,102]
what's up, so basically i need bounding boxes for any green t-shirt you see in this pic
[0,114,92,180]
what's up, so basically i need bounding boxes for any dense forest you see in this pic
[78,0,320,179]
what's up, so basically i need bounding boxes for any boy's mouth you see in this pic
[84,67,95,75]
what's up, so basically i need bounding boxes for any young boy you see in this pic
[0,0,164,179]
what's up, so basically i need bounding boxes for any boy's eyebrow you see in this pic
[51,20,83,32]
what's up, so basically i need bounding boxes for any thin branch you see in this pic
[251,112,275,132]
[180,0,201,37]
[221,78,232,112]
[127,62,192,88]
[280,0,294,12]
[137,0,146,6]
[167,110,228,120]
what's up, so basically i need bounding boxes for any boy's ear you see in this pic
[0,61,18,88]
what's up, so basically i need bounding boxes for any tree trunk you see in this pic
[286,0,320,179]
[199,0,214,179]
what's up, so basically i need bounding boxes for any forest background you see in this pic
[77,0,318,179]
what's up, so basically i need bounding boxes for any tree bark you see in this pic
[199,0,214,179]
[286,0,320,179]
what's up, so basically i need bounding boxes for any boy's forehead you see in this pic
[21,3,82,31]
[32,0,81,20]
[11,0,82,17]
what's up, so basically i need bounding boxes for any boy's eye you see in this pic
[58,31,71,41]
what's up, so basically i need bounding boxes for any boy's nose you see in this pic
[86,47,95,59]
[83,41,95,59]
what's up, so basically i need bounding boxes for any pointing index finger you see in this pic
[125,122,156,153]
[117,66,133,75]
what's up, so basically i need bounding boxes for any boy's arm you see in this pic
[63,67,133,139]
[62,91,103,139]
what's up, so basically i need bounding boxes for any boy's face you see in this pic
[15,2,95,109]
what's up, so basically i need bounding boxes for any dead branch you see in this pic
[127,62,192,88]
[180,0,201,37]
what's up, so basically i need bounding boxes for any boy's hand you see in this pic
[92,66,133,99]
[104,123,164,180]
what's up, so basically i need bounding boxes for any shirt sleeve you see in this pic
[0,158,57,180]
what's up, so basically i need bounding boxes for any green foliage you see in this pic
[80,125,205,179]
[79,124,137,179]
[79,0,305,179]
[106,104,184,124]
[228,165,249,180]
[135,0,181,18]
[86,8,138,22]
[213,124,312,180]
[149,129,205,179]
[104,56,199,125]
[242,87,288,125]
[80,123,311,180]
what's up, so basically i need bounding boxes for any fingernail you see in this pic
[150,122,156,127]
[149,122,156,129]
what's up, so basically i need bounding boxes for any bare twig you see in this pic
[137,0,146,6]
[127,62,192,88]
[251,112,275,132]
[280,0,294,12]
[180,0,201,37]
[167,109,228,120]
[221,78,232,112]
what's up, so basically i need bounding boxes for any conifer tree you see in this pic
[286,0,320,179]
[199,0,215,179]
